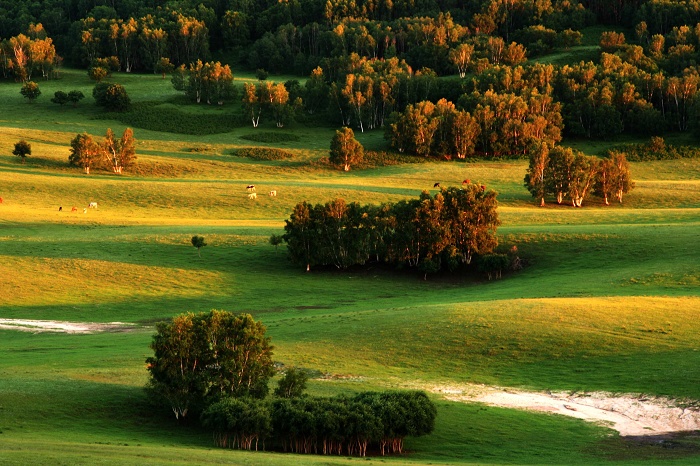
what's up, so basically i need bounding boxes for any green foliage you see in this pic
[232,147,294,161]
[476,253,511,280]
[239,132,300,143]
[191,235,206,256]
[20,81,41,101]
[268,234,284,254]
[283,185,500,273]
[12,140,31,162]
[109,101,240,135]
[329,126,363,171]
[607,137,700,161]
[51,90,68,106]
[201,397,272,449]
[68,132,101,174]
[146,310,275,419]
[92,82,130,112]
[255,69,269,81]
[273,367,308,398]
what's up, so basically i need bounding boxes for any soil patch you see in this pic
[0,319,137,334]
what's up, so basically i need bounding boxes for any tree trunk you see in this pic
[539,197,545,207]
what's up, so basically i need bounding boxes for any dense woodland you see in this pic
[4,0,700,145]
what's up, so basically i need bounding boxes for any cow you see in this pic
[83,208,87,214]
[71,206,78,212]
[88,202,97,208]
[269,190,277,197]
[433,182,440,188]
[246,185,256,192]
[462,179,470,185]
[248,192,257,199]
[59,206,63,211]
[0,197,3,203]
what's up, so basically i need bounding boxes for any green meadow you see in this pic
[1,68,699,465]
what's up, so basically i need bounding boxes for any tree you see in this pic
[20,81,41,101]
[597,151,634,204]
[93,82,130,112]
[256,68,269,81]
[69,132,101,174]
[449,43,474,78]
[12,140,31,163]
[156,57,174,79]
[269,234,283,253]
[103,128,136,174]
[191,235,207,257]
[329,127,364,171]
[568,153,598,207]
[88,66,108,82]
[146,310,275,420]
[51,90,69,106]
[274,367,309,398]
[524,141,550,206]
[67,90,85,107]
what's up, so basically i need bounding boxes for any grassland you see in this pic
[0,68,699,465]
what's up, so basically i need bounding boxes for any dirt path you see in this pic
[0,319,135,333]
[424,383,700,436]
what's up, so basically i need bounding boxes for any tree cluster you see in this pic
[283,185,500,275]
[0,24,60,81]
[172,60,236,105]
[524,143,634,207]
[69,128,136,175]
[146,310,275,420]
[92,81,130,111]
[201,391,436,457]
[241,80,299,128]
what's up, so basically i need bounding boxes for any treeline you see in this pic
[283,185,500,275]
[201,391,436,457]
[525,143,634,207]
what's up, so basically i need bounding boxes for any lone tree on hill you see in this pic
[191,235,207,256]
[146,310,275,420]
[329,127,363,171]
[12,140,31,163]
[20,81,41,101]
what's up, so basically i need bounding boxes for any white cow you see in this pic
[246,185,256,192]
[88,202,98,208]
[248,192,257,199]
[269,190,277,196]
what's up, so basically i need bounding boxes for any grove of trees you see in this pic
[283,185,500,275]
[69,128,136,174]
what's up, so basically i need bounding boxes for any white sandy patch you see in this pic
[422,383,700,437]
[0,319,135,334]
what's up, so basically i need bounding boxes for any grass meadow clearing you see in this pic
[0,68,699,465]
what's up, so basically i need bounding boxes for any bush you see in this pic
[240,132,300,143]
[93,82,130,112]
[232,147,294,160]
[605,137,700,161]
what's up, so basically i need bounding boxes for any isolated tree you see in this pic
[274,367,309,398]
[93,82,130,111]
[103,127,136,174]
[329,127,364,171]
[191,235,207,257]
[256,68,268,81]
[156,57,174,79]
[269,234,283,253]
[242,82,262,127]
[88,66,108,82]
[51,90,69,106]
[69,132,101,174]
[12,140,31,163]
[20,81,41,101]
[146,310,275,419]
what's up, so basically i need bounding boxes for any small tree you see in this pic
[256,68,268,81]
[67,90,85,107]
[51,90,69,106]
[88,66,108,82]
[12,140,31,163]
[156,57,174,79]
[103,127,136,174]
[191,235,207,257]
[329,127,364,171]
[269,234,283,253]
[69,132,101,174]
[20,81,41,101]
[93,82,130,112]
[274,367,308,398]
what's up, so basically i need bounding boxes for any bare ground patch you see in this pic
[0,319,137,334]
[412,382,700,437]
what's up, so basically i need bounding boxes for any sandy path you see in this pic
[425,384,700,436]
[0,319,135,333]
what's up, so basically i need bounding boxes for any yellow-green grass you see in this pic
[1,68,699,464]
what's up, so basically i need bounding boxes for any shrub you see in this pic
[93,82,130,112]
[232,147,294,160]
[240,132,300,143]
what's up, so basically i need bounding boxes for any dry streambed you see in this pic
[427,384,700,437]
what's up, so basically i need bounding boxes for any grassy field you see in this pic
[0,68,699,465]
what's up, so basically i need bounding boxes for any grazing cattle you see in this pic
[71,206,78,212]
[462,179,470,185]
[248,192,257,199]
[0,197,3,203]
[83,208,87,214]
[433,182,440,188]
[59,206,63,211]
[269,190,277,197]
[246,185,256,192]
[88,202,97,208]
